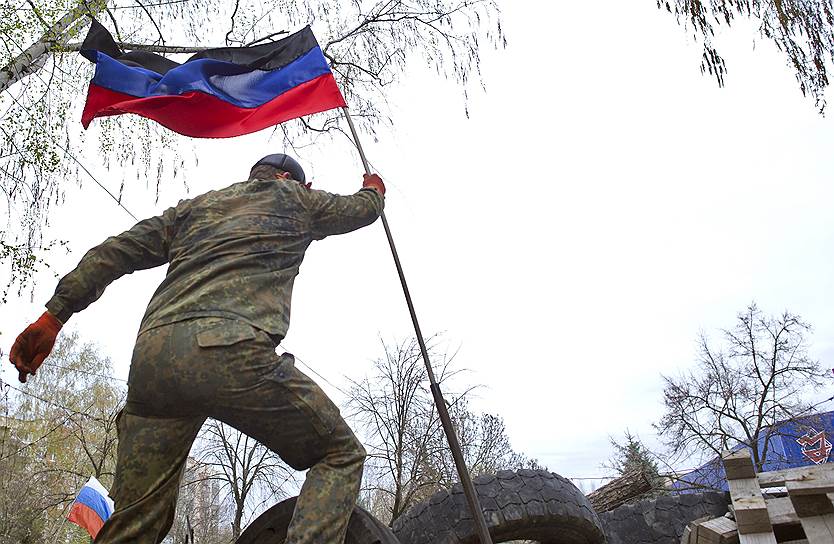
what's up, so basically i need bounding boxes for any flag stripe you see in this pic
[82,19,320,75]
[82,72,347,138]
[84,476,116,514]
[75,486,113,521]
[187,27,318,71]
[68,502,106,538]
[89,46,331,108]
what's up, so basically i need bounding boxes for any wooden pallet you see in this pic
[681,449,834,544]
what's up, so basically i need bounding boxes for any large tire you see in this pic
[392,469,606,544]
[236,496,401,544]
[598,492,729,544]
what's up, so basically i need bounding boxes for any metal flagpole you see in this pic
[341,107,494,544]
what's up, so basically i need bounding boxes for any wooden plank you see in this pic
[789,493,834,518]
[728,478,773,535]
[784,474,834,496]
[736,532,777,544]
[758,464,833,488]
[680,524,692,544]
[684,516,714,544]
[770,493,833,541]
[722,450,778,543]
[693,516,739,544]
[765,496,799,526]
[763,495,811,541]
[786,476,834,544]
[796,513,834,544]
[724,450,757,480]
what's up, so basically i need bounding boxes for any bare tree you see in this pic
[348,337,450,524]
[192,420,298,539]
[166,457,234,544]
[423,396,540,490]
[658,0,834,112]
[655,303,825,479]
[0,0,505,297]
[348,337,537,525]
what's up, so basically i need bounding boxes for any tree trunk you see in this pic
[233,504,243,539]
[0,0,108,94]
[586,469,654,513]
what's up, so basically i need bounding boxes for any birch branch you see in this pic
[0,0,109,94]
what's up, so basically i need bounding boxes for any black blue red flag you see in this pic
[79,19,346,138]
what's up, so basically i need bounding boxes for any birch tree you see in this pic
[0,0,504,299]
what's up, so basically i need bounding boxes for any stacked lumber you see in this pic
[680,450,834,544]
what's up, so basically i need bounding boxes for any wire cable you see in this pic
[41,361,128,383]
[279,344,349,397]
[0,379,99,462]
[3,381,102,420]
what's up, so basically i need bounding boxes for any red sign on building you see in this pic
[796,428,833,465]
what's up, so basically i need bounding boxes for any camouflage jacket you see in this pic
[45,178,384,340]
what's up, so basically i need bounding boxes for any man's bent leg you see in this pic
[95,410,204,544]
[285,418,366,543]
[216,353,366,544]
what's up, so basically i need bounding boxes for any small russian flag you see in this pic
[67,476,115,539]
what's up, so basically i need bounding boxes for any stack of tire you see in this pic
[598,491,729,544]
[236,468,606,544]
[235,471,731,544]
[392,469,604,544]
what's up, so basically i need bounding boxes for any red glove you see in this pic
[362,173,385,196]
[9,311,62,383]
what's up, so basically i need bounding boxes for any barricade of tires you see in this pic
[393,469,606,544]
[598,491,729,544]
[236,472,726,543]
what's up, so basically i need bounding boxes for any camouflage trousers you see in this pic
[95,317,366,544]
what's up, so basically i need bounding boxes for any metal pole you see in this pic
[341,107,494,544]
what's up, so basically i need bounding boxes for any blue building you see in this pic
[671,411,834,492]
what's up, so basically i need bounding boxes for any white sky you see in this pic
[3,1,834,488]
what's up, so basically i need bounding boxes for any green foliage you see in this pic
[0,237,67,304]
[0,331,123,542]
[600,431,667,503]
[659,0,834,112]
[605,430,660,479]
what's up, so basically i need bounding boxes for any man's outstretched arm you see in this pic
[9,206,178,382]
[46,206,178,323]
[306,173,386,239]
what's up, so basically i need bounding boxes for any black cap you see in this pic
[253,153,305,182]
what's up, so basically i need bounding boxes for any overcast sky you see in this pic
[2,1,834,489]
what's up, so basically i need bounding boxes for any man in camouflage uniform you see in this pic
[9,153,386,543]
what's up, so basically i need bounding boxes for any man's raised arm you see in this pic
[306,173,386,240]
